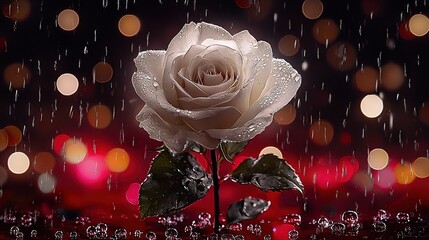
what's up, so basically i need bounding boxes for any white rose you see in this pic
[133,22,301,153]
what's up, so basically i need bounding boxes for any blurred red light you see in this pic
[76,155,109,184]
[125,183,140,205]
[53,134,70,155]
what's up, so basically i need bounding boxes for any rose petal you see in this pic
[201,39,240,51]
[215,81,252,113]
[177,67,209,97]
[132,50,166,109]
[182,106,242,131]
[206,58,301,141]
[243,41,273,105]
[203,73,224,86]
[136,105,219,153]
[201,45,243,68]
[195,39,268,116]
[162,52,185,107]
[178,92,237,109]
[232,30,258,55]
[206,115,273,142]
[180,51,240,97]
[234,58,301,127]
[166,22,234,56]
[182,44,207,66]
[133,51,187,126]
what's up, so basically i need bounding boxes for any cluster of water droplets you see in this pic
[1,208,428,239]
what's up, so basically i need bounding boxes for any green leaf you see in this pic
[230,154,304,194]
[139,149,212,219]
[226,197,271,224]
[219,140,249,163]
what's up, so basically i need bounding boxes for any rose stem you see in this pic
[211,149,220,234]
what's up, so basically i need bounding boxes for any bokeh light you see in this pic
[33,152,56,174]
[235,0,252,9]
[273,104,296,125]
[394,162,416,185]
[63,139,87,164]
[0,166,8,186]
[408,13,429,37]
[368,148,389,170]
[352,171,374,191]
[58,9,80,31]
[338,156,359,183]
[326,42,357,71]
[118,14,141,37]
[412,157,429,178]
[2,0,31,21]
[259,146,283,159]
[3,63,31,89]
[361,0,383,17]
[360,94,383,118]
[38,173,56,193]
[0,129,8,151]
[57,73,79,96]
[315,164,338,189]
[3,125,22,147]
[76,155,109,184]
[0,36,6,53]
[7,152,30,174]
[419,101,429,125]
[87,104,112,129]
[339,131,352,146]
[312,19,339,45]
[53,134,70,155]
[278,34,300,57]
[380,62,404,91]
[105,148,130,173]
[308,120,334,146]
[93,62,114,83]
[354,66,379,93]
[125,183,141,205]
[302,0,323,20]
[374,167,396,189]
[399,20,416,40]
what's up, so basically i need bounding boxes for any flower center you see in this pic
[194,63,225,86]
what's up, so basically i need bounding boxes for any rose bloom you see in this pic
[133,22,301,153]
